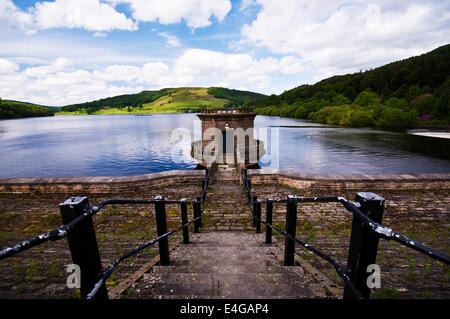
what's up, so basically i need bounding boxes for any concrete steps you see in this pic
[213,164,239,182]
[119,166,333,299]
[125,232,329,299]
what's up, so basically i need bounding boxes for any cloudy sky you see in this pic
[0,0,449,106]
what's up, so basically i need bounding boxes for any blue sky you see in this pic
[0,0,449,106]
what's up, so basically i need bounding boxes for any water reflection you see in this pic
[255,116,450,174]
[0,114,449,177]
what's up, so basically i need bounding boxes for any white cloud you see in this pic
[93,32,108,37]
[0,0,137,33]
[0,0,35,34]
[114,0,232,29]
[172,49,292,90]
[24,57,74,77]
[93,64,142,82]
[158,32,181,47]
[0,50,305,105]
[1,0,233,34]
[33,0,138,31]
[237,0,450,80]
[278,56,306,75]
[239,0,258,12]
[0,58,19,74]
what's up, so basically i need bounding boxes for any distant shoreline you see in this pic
[49,113,450,134]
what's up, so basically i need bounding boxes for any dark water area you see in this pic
[0,114,449,177]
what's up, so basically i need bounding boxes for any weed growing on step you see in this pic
[25,258,40,284]
[372,287,403,299]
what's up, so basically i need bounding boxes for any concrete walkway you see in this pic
[128,232,330,298]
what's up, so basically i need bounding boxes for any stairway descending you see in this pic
[203,182,252,231]
[122,164,333,299]
[127,232,330,299]
[201,164,253,231]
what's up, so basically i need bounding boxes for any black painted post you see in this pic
[266,198,273,244]
[344,192,385,299]
[59,197,107,299]
[255,199,262,233]
[154,195,170,266]
[252,196,258,227]
[202,180,206,203]
[243,168,250,202]
[180,198,189,245]
[283,195,297,266]
[246,178,252,204]
[193,197,201,233]
[197,195,203,227]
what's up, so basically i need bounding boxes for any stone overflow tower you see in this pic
[191,108,265,170]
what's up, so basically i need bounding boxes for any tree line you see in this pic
[61,89,170,113]
[244,44,450,127]
[0,99,55,119]
[207,87,267,108]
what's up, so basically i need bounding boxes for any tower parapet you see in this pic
[191,108,264,169]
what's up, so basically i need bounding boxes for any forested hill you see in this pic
[245,44,450,127]
[60,87,266,114]
[207,87,266,106]
[0,99,55,119]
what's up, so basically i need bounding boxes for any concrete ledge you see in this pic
[0,170,205,194]
[247,169,450,190]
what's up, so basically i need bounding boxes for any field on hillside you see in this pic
[57,88,229,115]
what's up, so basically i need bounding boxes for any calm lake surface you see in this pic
[0,114,449,177]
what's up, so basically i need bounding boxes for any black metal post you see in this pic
[197,195,203,227]
[255,199,261,233]
[180,198,189,245]
[243,168,251,204]
[246,178,252,204]
[154,195,170,266]
[202,180,206,203]
[344,192,385,299]
[193,197,201,233]
[59,197,108,299]
[266,198,273,244]
[252,196,258,227]
[205,168,210,189]
[283,195,297,266]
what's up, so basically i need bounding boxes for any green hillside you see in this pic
[59,87,266,115]
[245,44,450,127]
[0,99,55,119]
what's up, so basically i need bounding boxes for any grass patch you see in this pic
[372,287,403,299]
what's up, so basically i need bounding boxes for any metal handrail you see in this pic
[87,168,212,299]
[86,207,203,299]
[0,198,192,261]
[241,168,450,299]
[0,168,212,299]
[252,210,363,298]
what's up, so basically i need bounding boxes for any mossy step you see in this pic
[131,285,322,299]
[136,274,320,298]
[142,272,309,285]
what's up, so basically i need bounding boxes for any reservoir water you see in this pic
[0,114,449,177]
